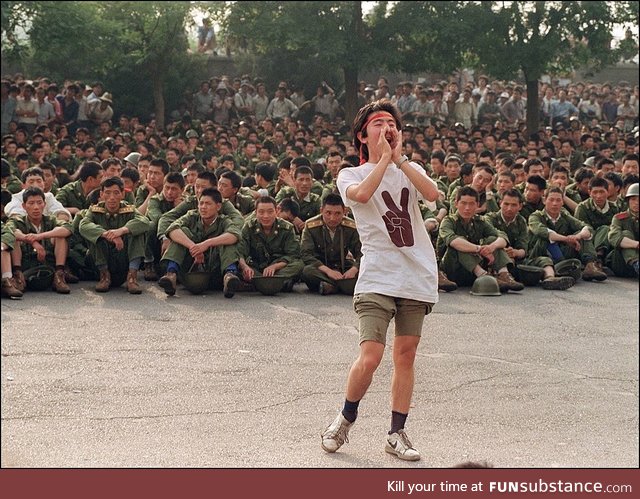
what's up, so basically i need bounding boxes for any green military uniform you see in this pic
[5,215,72,270]
[438,212,513,286]
[300,215,361,292]
[238,217,304,280]
[146,193,180,268]
[51,155,81,176]
[3,175,22,194]
[157,196,245,238]
[55,180,96,277]
[607,209,639,277]
[67,209,99,280]
[1,220,16,250]
[527,209,596,268]
[275,188,321,221]
[78,201,150,278]
[574,198,619,255]
[229,191,256,216]
[135,185,151,207]
[161,209,241,287]
[55,180,92,211]
[320,183,339,202]
[484,211,529,265]
[565,184,589,203]
[520,199,545,222]
[448,186,499,215]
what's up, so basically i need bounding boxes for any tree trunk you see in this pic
[343,1,363,127]
[152,71,165,131]
[525,76,540,140]
[343,65,359,127]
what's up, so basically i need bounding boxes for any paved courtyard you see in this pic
[1,277,638,467]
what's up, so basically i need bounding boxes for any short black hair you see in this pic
[197,170,218,186]
[277,197,300,217]
[526,175,546,191]
[79,161,103,182]
[588,177,609,190]
[101,176,124,191]
[501,188,523,203]
[255,162,276,182]
[456,185,479,202]
[220,170,242,190]
[21,167,44,183]
[199,187,223,204]
[322,193,344,208]
[150,158,170,175]
[121,167,141,184]
[22,186,45,203]
[165,171,185,188]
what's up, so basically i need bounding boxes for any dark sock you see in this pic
[389,411,408,434]
[341,399,360,423]
[55,265,64,271]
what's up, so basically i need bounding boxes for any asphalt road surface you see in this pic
[2,276,638,468]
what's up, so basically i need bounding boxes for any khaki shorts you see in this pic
[353,293,434,345]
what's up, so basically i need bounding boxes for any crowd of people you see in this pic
[1,71,639,300]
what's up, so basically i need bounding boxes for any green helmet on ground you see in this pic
[23,265,55,291]
[470,275,501,296]
[516,265,545,287]
[182,270,212,295]
[252,276,288,295]
[554,258,582,281]
[336,277,357,295]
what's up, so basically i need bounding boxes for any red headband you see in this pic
[358,111,395,164]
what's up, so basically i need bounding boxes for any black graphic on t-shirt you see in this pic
[381,188,414,247]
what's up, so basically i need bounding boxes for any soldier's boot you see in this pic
[95,269,111,293]
[126,269,142,294]
[63,266,79,284]
[13,270,26,293]
[496,271,524,292]
[319,281,338,295]
[158,272,177,296]
[282,279,295,292]
[1,277,23,299]
[52,269,71,294]
[541,275,575,290]
[582,261,607,282]
[437,270,458,292]
[223,272,240,298]
[143,263,159,281]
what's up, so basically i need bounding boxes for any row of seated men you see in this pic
[1,157,638,299]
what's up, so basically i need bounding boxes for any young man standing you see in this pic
[321,100,439,461]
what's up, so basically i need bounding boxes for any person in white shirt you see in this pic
[321,100,439,462]
[5,167,71,221]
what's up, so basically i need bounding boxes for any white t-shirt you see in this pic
[337,161,439,304]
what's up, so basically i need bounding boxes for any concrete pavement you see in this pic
[1,277,638,467]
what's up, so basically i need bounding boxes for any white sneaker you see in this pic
[321,412,353,453]
[385,429,421,461]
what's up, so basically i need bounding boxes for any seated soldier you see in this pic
[300,194,361,295]
[237,196,304,291]
[448,164,499,215]
[1,214,22,298]
[484,188,529,268]
[607,182,639,277]
[78,177,151,294]
[5,167,71,221]
[158,188,243,298]
[274,165,321,232]
[157,171,244,243]
[55,161,104,216]
[548,164,580,214]
[520,174,546,222]
[5,187,72,294]
[135,158,169,216]
[218,170,255,216]
[528,186,607,287]
[276,197,300,225]
[438,186,523,292]
[143,171,185,281]
[574,177,619,268]
[254,162,278,198]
